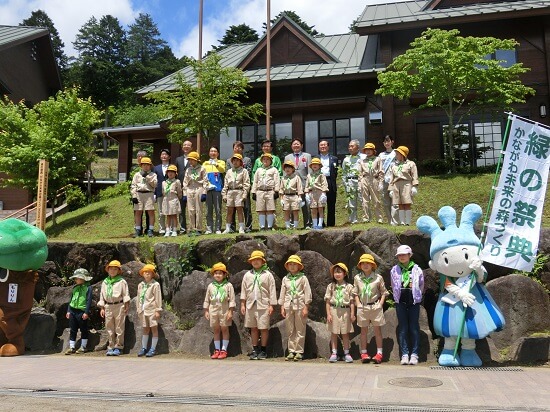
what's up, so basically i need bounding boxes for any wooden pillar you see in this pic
[117,134,131,182]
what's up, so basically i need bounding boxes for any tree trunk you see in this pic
[448,100,456,174]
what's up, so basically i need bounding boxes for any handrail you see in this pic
[1,184,71,223]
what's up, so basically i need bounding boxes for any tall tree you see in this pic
[263,11,321,36]
[146,53,264,148]
[20,10,68,72]
[375,28,535,172]
[213,24,259,51]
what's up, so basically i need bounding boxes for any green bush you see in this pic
[418,159,449,175]
[98,181,131,201]
[65,184,87,211]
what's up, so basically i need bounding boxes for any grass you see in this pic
[45,173,550,241]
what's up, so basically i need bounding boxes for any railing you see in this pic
[1,185,70,224]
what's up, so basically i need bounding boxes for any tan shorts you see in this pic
[255,190,275,212]
[226,189,246,208]
[244,305,270,329]
[327,306,354,334]
[356,303,386,327]
[309,190,326,208]
[134,192,155,211]
[210,309,233,327]
[138,312,159,328]
[391,180,413,205]
[282,194,301,211]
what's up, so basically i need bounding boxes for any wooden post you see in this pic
[197,0,204,155]
[36,159,48,230]
[266,0,272,140]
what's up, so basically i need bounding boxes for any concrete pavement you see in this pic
[0,354,548,411]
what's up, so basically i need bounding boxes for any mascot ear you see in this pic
[417,215,441,239]
[459,203,483,232]
[438,206,457,230]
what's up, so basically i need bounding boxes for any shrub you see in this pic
[65,184,87,211]
[98,181,131,201]
[418,159,449,175]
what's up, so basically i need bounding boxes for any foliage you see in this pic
[111,104,163,126]
[376,28,535,172]
[161,242,197,279]
[146,53,264,146]
[213,24,259,52]
[264,11,321,36]
[97,181,131,201]
[517,254,550,294]
[418,159,449,175]
[65,184,87,211]
[0,87,102,224]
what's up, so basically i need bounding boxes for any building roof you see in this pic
[0,25,50,52]
[355,0,550,34]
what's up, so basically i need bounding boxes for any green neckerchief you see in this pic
[164,179,174,195]
[396,161,405,175]
[284,174,293,190]
[334,283,345,307]
[360,275,373,300]
[139,280,154,304]
[308,171,321,189]
[104,275,122,298]
[288,272,303,297]
[366,157,374,171]
[70,283,89,310]
[212,279,228,302]
[399,261,415,287]
[252,264,268,290]
[191,166,199,180]
[231,167,241,186]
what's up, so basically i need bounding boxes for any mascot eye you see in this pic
[465,252,469,260]
[444,257,449,265]
[0,267,8,282]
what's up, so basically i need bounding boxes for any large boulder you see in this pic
[60,328,101,353]
[295,250,332,322]
[153,242,193,300]
[62,243,119,283]
[44,285,73,336]
[509,336,550,363]
[302,230,355,267]
[171,270,210,323]
[354,228,402,275]
[224,239,267,275]
[195,238,234,268]
[265,233,301,276]
[24,307,56,351]
[268,319,332,359]
[121,261,145,298]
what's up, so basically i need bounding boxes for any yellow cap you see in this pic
[139,263,158,278]
[140,157,153,165]
[166,164,178,174]
[284,255,304,271]
[210,262,228,275]
[357,253,377,269]
[283,160,295,169]
[362,143,377,153]
[309,158,322,167]
[231,153,243,163]
[330,262,349,277]
[248,250,266,263]
[260,153,273,160]
[105,260,122,273]
[187,151,200,162]
[395,146,409,158]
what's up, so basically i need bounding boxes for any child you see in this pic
[251,153,280,231]
[278,255,311,361]
[324,263,355,363]
[137,264,163,358]
[130,156,158,237]
[65,268,93,354]
[98,260,131,356]
[387,146,419,225]
[240,250,277,360]
[353,253,388,364]
[203,146,226,234]
[221,154,250,234]
[162,164,183,237]
[390,245,424,365]
[182,151,208,235]
[305,158,328,230]
[359,143,384,224]
[203,262,236,359]
[279,161,303,230]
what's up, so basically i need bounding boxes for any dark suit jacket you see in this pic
[154,164,169,198]
[175,155,191,184]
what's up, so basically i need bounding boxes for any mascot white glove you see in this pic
[447,284,476,307]
[469,257,486,283]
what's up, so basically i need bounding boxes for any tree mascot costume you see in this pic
[0,218,48,356]
[417,204,505,367]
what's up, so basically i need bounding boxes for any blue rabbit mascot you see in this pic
[417,204,505,367]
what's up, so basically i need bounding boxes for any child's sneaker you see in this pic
[329,353,338,363]
[409,354,419,365]
[76,347,87,354]
[344,354,354,363]
[285,352,295,361]
[211,350,220,359]
[147,229,154,237]
[257,351,267,360]
[238,227,245,234]
[105,349,114,356]
[249,350,258,360]
[65,347,76,355]
[360,353,371,363]
[145,349,156,357]
[218,350,227,359]
[171,231,177,237]
[400,355,409,365]
[373,353,383,364]
[138,348,147,357]
[164,231,170,237]
[112,348,121,356]
[293,353,303,361]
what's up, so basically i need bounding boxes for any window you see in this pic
[305,117,366,158]
[229,122,292,160]
[474,122,501,167]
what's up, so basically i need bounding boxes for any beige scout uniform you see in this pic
[182,165,208,231]
[278,274,312,354]
[241,268,277,329]
[98,278,131,350]
[353,273,388,327]
[137,280,163,328]
[324,282,355,334]
[359,156,383,222]
[161,178,183,215]
[221,167,250,208]
[252,166,280,212]
[388,160,419,205]
[279,173,303,211]
[305,171,328,208]
[131,171,158,211]
[203,280,236,327]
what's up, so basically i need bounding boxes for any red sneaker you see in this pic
[360,353,371,363]
[218,350,227,359]
[211,350,220,359]
[373,353,383,364]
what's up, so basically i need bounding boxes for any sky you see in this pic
[0,0,411,59]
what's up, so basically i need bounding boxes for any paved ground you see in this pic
[0,354,548,411]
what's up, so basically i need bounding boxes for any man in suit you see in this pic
[153,148,171,234]
[284,138,312,228]
[175,140,193,233]
[316,140,339,227]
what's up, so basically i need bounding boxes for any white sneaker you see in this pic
[238,227,245,234]
[401,355,409,365]
[164,231,170,237]
[222,228,232,234]
[205,229,212,234]
[409,354,418,365]
[215,230,222,234]
[171,231,177,237]
[159,229,166,234]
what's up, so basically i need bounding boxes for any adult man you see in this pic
[378,135,397,225]
[341,139,365,224]
[226,141,252,232]
[316,140,338,227]
[252,139,283,176]
[284,138,312,228]
[153,148,171,234]
[175,140,193,233]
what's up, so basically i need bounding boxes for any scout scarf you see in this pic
[308,171,321,189]
[139,281,154,304]
[360,275,373,300]
[70,283,89,310]
[252,264,268,290]
[164,179,173,195]
[212,279,228,302]
[104,275,122,298]
[231,167,241,187]
[334,283,346,307]
[288,272,303,297]
[399,261,415,288]
[366,157,374,172]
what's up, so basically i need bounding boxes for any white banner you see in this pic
[480,114,550,271]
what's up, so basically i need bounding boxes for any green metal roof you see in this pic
[0,25,49,51]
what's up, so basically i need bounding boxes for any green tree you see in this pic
[264,11,321,36]
[213,24,259,51]
[145,53,264,148]
[0,88,102,224]
[111,103,162,126]
[375,28,535,172]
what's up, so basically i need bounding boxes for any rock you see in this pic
[35,261,62,302]
[509,336,550,363]
[117,241,142,263]
[44,285,73,336]
[302,230,354,267]
[60,328,101,353]
[24,307,56,351]
[295,250,332,322]
[354,228,402,275]
[398,230,432,270]
[266,233,300,275]
[224,239,267,275]
[121,261,145,298]
[195,238,234,268]
[64,243,119,283]
[487,274,550,350]
[268,319,332,359]
[171,270,210,323]
[153,242,193,301]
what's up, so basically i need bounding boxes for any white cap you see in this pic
[396,245,413,256]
